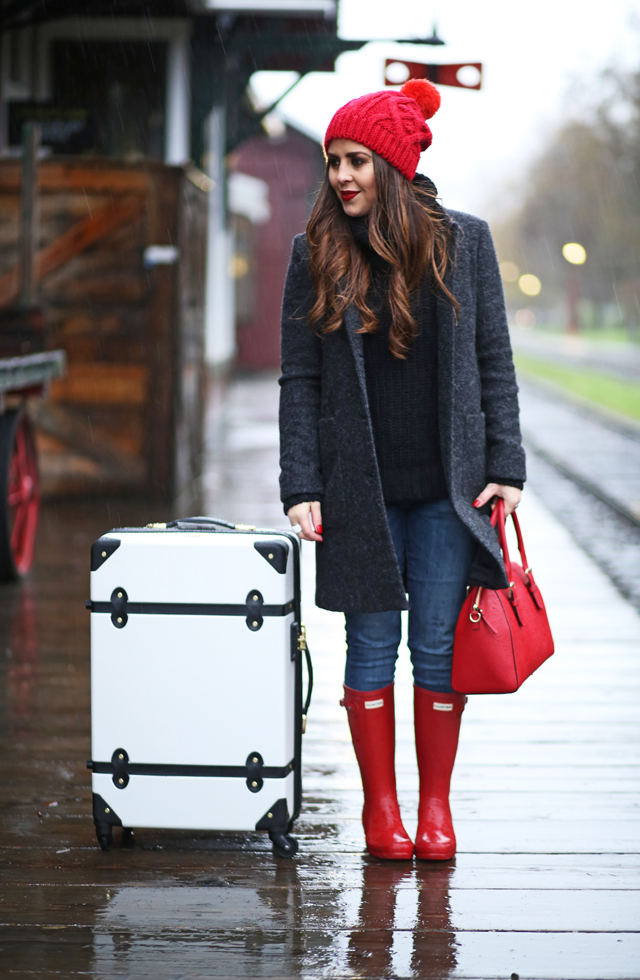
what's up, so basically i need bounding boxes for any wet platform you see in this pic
[1,372,639,978]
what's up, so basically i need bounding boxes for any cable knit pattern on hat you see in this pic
[324,82,439,181]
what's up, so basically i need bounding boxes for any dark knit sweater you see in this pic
[352,216,447,504]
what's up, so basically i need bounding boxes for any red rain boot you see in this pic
[341,684,414,860]
[414,687,467,860]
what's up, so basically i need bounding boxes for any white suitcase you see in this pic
[86,517,312,858]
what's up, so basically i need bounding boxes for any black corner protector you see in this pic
[92,793,122,827]
[254,540,289,574]
[91,538,121,572]
[85,600,92,611]
[86,760,93,770]
[255,798,290,833]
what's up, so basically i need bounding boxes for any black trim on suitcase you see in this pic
[92,792,122,851]
[253,540,289,574]
[93,792,122,827]
[87,599,295,617]
[256,797,289,832]
[276,528,304,826]
[89,747,295,791]
[91,538,121,570]
[87,588,295,631]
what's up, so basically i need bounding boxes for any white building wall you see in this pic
[165,36,191,165]
[204,107,236,368]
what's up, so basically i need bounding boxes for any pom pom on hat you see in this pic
[400,79,441,120]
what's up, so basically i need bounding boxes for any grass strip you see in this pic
[513,353,640,422]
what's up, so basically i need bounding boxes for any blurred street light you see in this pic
[562,242,587,265]
[518,273,541,297]
[515,309,536,329]
[500,261,520,283]
[562,242,586,333]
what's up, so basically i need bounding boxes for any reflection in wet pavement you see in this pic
[1,374,639,978]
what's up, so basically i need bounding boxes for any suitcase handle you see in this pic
[298,626,313,734]
[167,516,236,530]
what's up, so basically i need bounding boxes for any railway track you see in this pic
[518,378,640,612]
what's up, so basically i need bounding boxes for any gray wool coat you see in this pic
[279,210,526,613]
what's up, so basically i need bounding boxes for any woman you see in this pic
[279,80,525,861]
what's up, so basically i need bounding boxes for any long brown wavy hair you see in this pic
[306,153,458,359]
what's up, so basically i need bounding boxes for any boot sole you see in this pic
[415,845,456,861]
[367,844,415,861]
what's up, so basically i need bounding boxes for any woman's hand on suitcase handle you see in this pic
[288,502,323,541]
[473,483,522,517]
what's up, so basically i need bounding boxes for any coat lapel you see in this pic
[437,220,461,489]
[343,304,370,412]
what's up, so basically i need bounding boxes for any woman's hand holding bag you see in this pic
[452,499,554,694]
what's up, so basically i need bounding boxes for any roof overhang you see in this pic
[191,0,336,16]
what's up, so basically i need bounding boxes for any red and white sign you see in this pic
[385,60,482,91]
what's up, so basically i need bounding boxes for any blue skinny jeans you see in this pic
[344,498,476,694]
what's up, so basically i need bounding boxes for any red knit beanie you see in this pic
[324,79,441,181]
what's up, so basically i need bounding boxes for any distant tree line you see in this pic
[494,62,640,334]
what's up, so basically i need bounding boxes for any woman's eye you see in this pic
[328,159,339,168]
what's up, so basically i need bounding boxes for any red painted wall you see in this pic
[231,127,325,370]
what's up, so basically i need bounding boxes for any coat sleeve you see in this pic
[474,220,527,486]
[279,235,324,513]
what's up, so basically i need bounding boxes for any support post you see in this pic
[19,123,40,309]
[565,267,581,334]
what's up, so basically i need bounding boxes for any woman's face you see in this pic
[327,139,377,217]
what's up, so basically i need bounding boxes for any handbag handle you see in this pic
[490,499,536,591]
[490,499,513,584]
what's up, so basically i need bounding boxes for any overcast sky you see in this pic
[251,0,640,219]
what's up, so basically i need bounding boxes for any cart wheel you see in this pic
[96,824,113,851]
[271,832,298,859]
[0,409,40,581]
[121,827,135,847]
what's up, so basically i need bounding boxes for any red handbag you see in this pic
[452,499,554,694]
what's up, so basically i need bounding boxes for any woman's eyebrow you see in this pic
[327,151,371,161]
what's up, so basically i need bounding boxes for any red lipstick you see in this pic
[341,190,359,201]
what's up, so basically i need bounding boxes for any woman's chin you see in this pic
[341,200,371,218]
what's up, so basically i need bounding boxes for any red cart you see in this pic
[0,350,66,580]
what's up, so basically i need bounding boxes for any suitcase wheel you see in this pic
[270,832,298,859]
[96,823,113,851]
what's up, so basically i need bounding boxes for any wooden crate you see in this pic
[0,159,208,501]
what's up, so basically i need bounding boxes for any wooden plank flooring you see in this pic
[0,372,638,978]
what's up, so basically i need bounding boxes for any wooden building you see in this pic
[0,158,208,500]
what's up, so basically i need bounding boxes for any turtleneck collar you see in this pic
[348,215,372,250]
